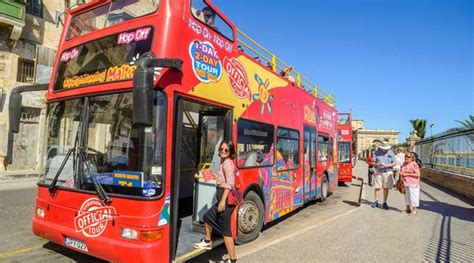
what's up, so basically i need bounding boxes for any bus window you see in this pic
[237,119,274,168]
[318,135,329,162]
[276,127,299,170]
[338,113,350,125]
[338,141,351,163]
[66,0,160,40]
[190,0,234,41]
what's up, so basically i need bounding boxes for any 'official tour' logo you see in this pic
[223,57,250,100]
[74,198,116,237]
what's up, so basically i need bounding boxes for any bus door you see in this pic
[171,98,231,261]
[337,141,352,182]
[304,126,317,200]
[194,110,230,224]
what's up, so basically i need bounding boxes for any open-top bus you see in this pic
[9,0,340,262]
[337,113,353,182]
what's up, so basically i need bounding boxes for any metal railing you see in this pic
[237,29,335,106]
[417,128,474,176]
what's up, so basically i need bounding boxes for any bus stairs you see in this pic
[174,215,224,262]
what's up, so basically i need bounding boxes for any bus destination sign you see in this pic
[53,27,154,91]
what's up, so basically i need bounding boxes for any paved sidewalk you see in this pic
[239,162,474,262]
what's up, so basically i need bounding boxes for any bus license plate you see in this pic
[64,236,88,252]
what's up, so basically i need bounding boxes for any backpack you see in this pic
[412,151,423,168]
[415,158,423,168]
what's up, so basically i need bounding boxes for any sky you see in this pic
[212,0,473,142]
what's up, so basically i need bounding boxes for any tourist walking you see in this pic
[400,152,421,215]
[371,142,397,209]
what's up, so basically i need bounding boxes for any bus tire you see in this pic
[321,175,329,202]
[236,191,264,244]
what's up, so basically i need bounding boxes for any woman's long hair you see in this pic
[219,139,236,161]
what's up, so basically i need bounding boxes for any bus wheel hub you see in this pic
[238,202,259,233]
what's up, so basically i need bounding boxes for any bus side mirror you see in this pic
[133,67,154,127]
[9,93,22,133]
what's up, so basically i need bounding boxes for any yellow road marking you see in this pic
[0,245,43,259]
[174,247,207,263]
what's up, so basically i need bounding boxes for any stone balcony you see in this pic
[0,0,26,43]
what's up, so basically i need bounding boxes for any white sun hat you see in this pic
[378,142,391,150]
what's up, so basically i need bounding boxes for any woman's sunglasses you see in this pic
[219,148,229,153]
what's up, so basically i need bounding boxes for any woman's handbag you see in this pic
[227,187,243,206]
[222,162,244,206]
[396,178,406,194]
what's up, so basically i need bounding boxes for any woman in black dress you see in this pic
[193,140,237,263]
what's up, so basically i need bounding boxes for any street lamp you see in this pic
[429,123,434,138]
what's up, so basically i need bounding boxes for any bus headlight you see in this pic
[121,228,138,240]
[36,208,45,218]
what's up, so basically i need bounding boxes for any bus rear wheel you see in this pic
[236,191,264,244]
[321,175,329,202]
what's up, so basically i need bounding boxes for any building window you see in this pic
[26,0,43,18]
[17,58,36,84]
[20,107,41,123]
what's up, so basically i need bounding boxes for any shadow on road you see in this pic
[422,208,474,262]
[419,200,474,223]
[42,242,105,263]
[342,200,360,207]
[420,186,474,262]
[358,198,403,212]
[187,245,228,262]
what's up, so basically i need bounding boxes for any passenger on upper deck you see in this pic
[280,66,296,83]
[200,7,218,31]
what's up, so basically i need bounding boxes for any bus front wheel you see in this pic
[236,191,264,244]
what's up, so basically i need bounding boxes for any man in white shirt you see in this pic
[393,147,405,188]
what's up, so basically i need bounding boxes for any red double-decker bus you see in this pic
[9,0,340,262]
[337,113,353,182]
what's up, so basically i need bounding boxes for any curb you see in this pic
[0,172,40,181]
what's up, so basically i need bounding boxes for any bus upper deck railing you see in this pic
[237,29,336,106]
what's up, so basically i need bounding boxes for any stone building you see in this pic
[352,119,400,159]
[0,0,83,174]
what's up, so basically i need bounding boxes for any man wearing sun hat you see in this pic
[371,141,397,209]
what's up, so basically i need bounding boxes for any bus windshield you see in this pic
[55,26,154,91]
[43,91,166,198]
[66,0,160,40]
